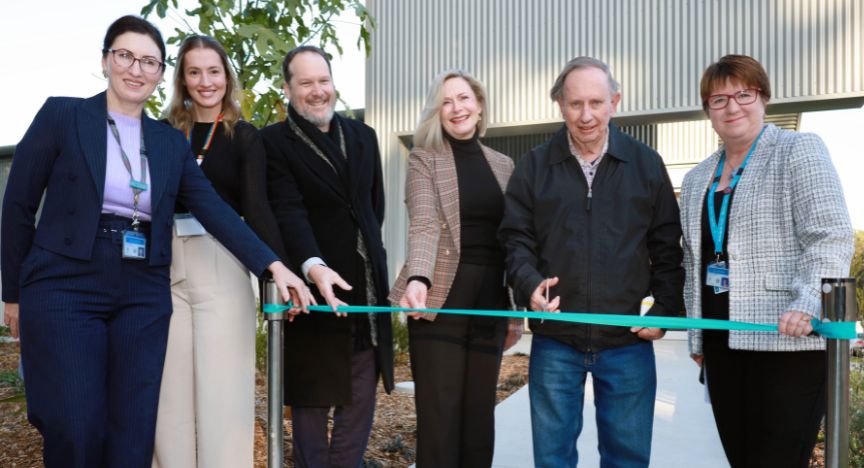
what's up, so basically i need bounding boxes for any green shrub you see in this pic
[256,315,267,372]
[851,360,864,466]
[392,314,410,357]
[254,314,412,368]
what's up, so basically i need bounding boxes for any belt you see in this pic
[97,214,151,238]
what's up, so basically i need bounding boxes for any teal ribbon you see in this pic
[262,304,856,340]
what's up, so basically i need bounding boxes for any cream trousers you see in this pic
[152,231,257,468]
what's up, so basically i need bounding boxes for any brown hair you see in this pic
[281,45,332,85]
[103,15,165,63]
[700,55,771,111]
[167,35,241,136]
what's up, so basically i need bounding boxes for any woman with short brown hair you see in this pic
[681,54,854,467]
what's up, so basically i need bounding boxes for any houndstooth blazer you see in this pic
[681,124,854,354]
[388,142,514,320]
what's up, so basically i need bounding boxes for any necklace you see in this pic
[724,159,742,183]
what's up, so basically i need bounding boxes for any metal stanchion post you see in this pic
[821,277,858,468]
[262,279,286,468]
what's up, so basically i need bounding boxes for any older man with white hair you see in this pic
[499,56,685,468]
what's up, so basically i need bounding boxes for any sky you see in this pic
[0,0,367,142]
[1,1,861,229]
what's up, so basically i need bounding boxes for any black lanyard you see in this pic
[107,116,149,228]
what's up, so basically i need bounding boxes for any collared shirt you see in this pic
[567,131,609,189]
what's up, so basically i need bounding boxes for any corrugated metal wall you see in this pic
[656,120,718,166]
[366,0,864,279]
[482,125,655,163]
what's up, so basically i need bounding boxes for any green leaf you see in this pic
[237,24,263,39]
[140,0,161,17]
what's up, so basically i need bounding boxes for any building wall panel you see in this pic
[366,0,864,279]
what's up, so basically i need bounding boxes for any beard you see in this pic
[295,100,335,129]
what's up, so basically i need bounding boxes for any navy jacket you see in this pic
[1,92,278,303]
[499,123,684,351]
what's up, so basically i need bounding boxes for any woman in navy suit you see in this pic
[0,15,312,468]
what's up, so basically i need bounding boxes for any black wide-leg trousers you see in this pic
[408,263,508,468]
[703,332,827,468]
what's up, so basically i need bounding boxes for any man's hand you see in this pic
[308,264,352,316]
[778,310,814,337]
[530,277,560,312]
[3,303,20,338]
[267,262,316,322]
[691,353,704,367]
[503,320,524,351]
[400,280,428,320]
[630,326,666,341]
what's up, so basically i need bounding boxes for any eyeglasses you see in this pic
[705,88,761,110]
[104,48,164,75]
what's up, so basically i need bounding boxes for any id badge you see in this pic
[174,213,207,237]
[706,261,729,294]
[122,230,147,260]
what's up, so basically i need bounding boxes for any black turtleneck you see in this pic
[446,132,505,266]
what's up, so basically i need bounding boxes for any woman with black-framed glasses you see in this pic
[679,54,853,467]
[0,15,313,467]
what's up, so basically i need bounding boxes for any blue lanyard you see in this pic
[707,126,766,257]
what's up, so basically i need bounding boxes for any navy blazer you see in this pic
[1,92,278,303]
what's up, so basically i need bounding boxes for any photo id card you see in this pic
[122,230,147,260]
[706,261,729,294]
[174,214,208,237]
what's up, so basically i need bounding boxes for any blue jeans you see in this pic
[529,335,656,468]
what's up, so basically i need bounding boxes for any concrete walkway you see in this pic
[493,332,729,467]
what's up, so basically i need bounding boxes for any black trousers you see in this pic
[703,332,826,468]
[408,263,508,468]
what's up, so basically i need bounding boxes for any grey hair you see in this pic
[549,56,620,101]
[413,69,488,152]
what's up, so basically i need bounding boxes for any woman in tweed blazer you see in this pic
[680,55,854,468]
[389,70,522,467]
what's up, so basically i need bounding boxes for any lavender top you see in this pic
[102,111,152,221]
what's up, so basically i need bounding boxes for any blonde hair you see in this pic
[413,69,488,152]
[167,35,241,136]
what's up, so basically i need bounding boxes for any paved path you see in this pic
[493,333,729,467]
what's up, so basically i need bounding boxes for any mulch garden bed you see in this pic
[0,339,528,468]
[0,337,832,467]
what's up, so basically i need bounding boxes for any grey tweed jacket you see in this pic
[680,124,854,354]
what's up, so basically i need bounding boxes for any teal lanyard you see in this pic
[107,116,149,228]
[706,126,766,258]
